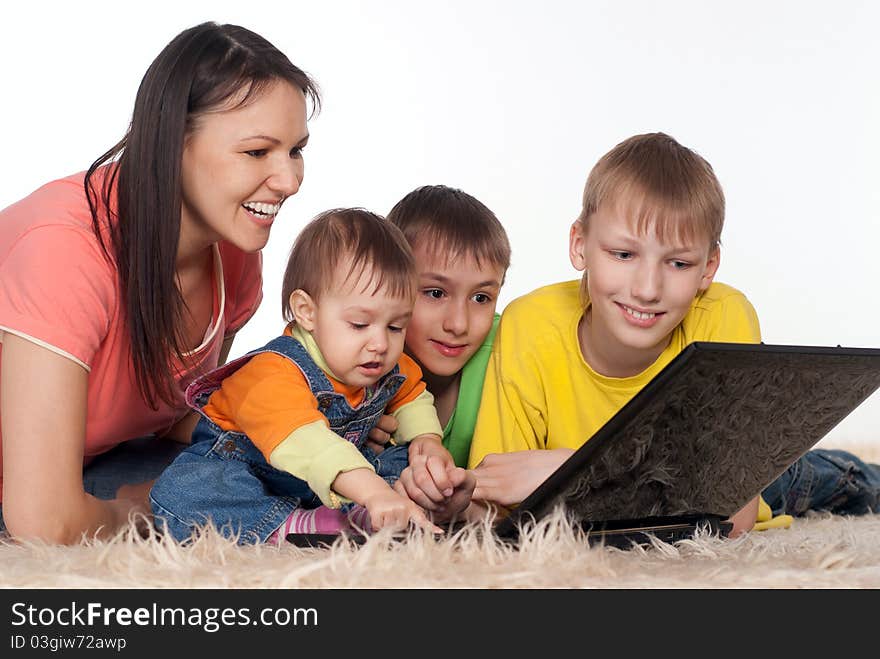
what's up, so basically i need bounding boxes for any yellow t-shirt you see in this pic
[468,279,790,530]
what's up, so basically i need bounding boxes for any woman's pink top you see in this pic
[0,169,262,499]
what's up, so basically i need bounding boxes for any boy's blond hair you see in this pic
[281,208,416,321]
[387,185,511,272]
[576,132,725,251]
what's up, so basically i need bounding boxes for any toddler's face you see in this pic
[308,266,413,388]
[569,202,719,377]
[404,244,505,380]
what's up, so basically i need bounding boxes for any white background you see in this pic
[2,1,878,447]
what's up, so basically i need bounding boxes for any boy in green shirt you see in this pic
[368,185,510,518]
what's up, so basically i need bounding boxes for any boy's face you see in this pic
[291,263,413,388]
[569,202,720,377]
[404,243,505,380]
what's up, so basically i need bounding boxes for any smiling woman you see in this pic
[0,22,320,544]
[179,81,310,255]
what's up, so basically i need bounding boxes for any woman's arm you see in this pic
[1,334,145,544]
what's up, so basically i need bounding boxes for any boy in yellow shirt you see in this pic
[467,132,879,536]
[150,209,473,544]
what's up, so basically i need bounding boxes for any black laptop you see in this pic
[288,342,880,549]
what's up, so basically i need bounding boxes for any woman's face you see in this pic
[179,80,309,255]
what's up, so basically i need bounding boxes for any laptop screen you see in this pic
[497,342,880,536]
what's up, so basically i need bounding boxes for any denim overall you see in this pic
[149,335,411,545]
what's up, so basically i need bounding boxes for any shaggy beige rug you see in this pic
[2,442,878,590]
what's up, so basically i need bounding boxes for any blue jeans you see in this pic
[0,435,185,535]
[149,417,410,545]
[762,448,880,516]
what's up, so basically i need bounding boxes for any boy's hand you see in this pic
[366,414,399,454]
[397,467,475,522]
[471,449,574,507]
[404,434,458,505]
[394,434,475,518]
[727,495,760,538]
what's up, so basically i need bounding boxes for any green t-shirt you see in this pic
[441,314,500,467]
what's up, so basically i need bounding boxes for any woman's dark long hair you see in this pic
[84,23,320,410]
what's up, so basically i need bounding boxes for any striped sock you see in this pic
[346,505,372,533]
[267,506,349,545]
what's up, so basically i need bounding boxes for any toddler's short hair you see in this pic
[387,185,511,272]
[281,208,416,321]
[577,132,724,250]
